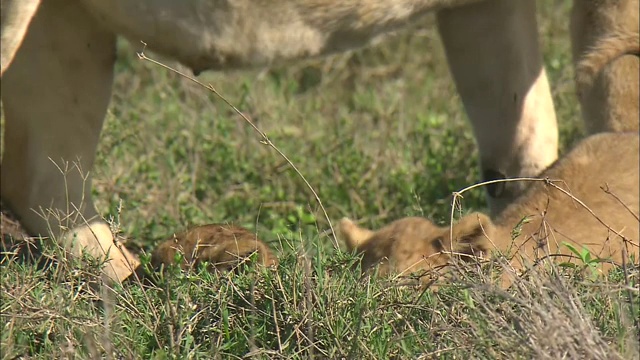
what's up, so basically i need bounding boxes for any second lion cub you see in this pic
[151,224,278,272]
[340,132,639,286]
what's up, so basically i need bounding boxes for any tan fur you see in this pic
[341,133,640,286]
[77,0,481,73]
[339,215,490,283]
[1,0,626,282]
[575,28,640,97]
[151,224,278,272]
[571,0,640,133]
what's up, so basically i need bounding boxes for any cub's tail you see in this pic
[575,28,640,98]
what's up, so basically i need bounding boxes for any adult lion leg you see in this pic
[1,0,139,282]
[570,0,640,133]
[0,0,41,76]
[437,0,558,215]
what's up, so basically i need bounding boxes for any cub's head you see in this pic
[338,213,495,283]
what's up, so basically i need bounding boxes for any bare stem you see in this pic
[137,43,338,249]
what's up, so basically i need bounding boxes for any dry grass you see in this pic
[2,236,638,358]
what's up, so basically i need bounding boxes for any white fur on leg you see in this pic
[61,220,140,283]
[0,0,41,76]
[437,0,558,214]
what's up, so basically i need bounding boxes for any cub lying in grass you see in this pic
[340,132,639,286]
[150,224,278,273]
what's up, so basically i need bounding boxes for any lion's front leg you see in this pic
[1,0,139,282]
[436,0,558,215]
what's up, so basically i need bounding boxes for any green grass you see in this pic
[3,2,639,359]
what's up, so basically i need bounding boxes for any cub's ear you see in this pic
[338,218,374,252]
[450,212,495,260]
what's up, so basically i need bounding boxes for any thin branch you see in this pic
[545,179,636,246]
[137,42,338,249]
[600,183,640,222]
[448,177,550,247]
[447,176,639,250]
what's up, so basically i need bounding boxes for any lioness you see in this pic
[150,224,278,273]
[340,132,639,286]
[0,0,636,282]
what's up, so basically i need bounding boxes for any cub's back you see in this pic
[151,224,278,271]
[498,132,639,262]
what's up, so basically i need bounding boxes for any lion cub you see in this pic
[151,224,278,272]
[340,132,639,285]
[573,17,640,133]
[575,27,640,96]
